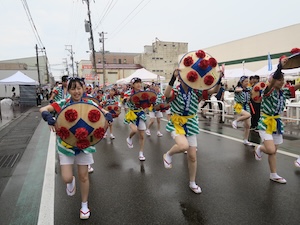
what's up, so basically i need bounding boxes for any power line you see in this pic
[93,0,118,31]
[20,0,45,48]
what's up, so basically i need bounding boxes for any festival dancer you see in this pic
[163,68,222,194]
[254,57,300,183]
[39,77,112,219]
[103,87,119,139]
[231,76,253,146]
[124,77,149,161]
[49,75,70,103]
[145,83,164,137]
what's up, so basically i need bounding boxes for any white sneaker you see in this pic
[88,165,94,173]
[157,131,163,137]
[232,120,238,129]
[145,129,151,136]
[66,176,76,196]
[110,133,115,139]
[126,137,133,148]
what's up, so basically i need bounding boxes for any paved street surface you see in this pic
[1,106,300,225]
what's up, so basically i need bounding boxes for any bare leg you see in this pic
[77,165,89,202]
[168,134,189,156]
[129,123,137,138]
[243,117,251,140]
[157,118,161,131]
[139,130,145,152]
[187,146,197,182]
[147,118,154,129]
[61,164,73,183]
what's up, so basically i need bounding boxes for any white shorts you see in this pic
[258,130,283,145]
[149,111,163,118]
[130,120,146,131]
[171,131,197,147]
[165,108,171,115]
[58,151,94,165]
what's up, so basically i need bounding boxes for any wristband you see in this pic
[168,75,176,86]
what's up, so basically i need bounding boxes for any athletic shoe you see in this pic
[232,120,238,129]
[88,165,94,173]
[126,137,133,148]
[80,209,90,219]
[157,131,163,137]
[66,176,76,196]
[254,145,262,161]
[270,176,287,184]
[243,140,254,146]
[189,185,202,194]
[145,129,151,136]
[110,133,115,139]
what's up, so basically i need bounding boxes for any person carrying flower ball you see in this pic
[163,68,222,194]
[39,77,113,220]
[231,76,254,146]
[254,56,300,183]
[124,77,149,161]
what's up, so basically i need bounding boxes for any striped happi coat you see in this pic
[150,91,164,112]
[257,87,292,134]
[52,86,70,102]
[51,98,96,156]
[123,89,147,125]
[166,85,202,136]
[234,87,251,113]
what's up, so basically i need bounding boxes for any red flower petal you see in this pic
[253,96,259,101]
[65,109,78,122]
[199,59,209,69]
[108,106,112,110]
[254,86,260,92]
[141,93,149,100]
[195,50,206,58]
[150,96,157,103]
[88,109,101,122]
[204,75,214,85]
[94,127,105,139]
[260,82,265,88]
[141,102,149,109]
[291,48,300,54]
[114,106,119,111]
[132,96,140,103]
[187,71,198,82]
[76,139,90,149]
[208,58,217,67]
[57,127,70,139]
[75,128,89,140]
[183,56,194,67]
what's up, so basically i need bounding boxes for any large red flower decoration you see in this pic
[199,59,209,69]
[108,106,112,110]
[114,106,119,111]
[254,86,260,92]
[260,83,266,88]
[187,71,198,82]
[65,109,78,122]
[291,48,300,54]
[141,93,149,100]
[183,56,194,67]
[204,75,214,85]
[195,50,206,58]
[132,96,140,103]
[77,139,90,149]
[57,127,70,139]
[141,102,150,109]
[88,109,100,122]
[75,128,89,140]
[253,96,260,101]
[94,127,105,139]
[208,58,217,67]
[150,96,157,103]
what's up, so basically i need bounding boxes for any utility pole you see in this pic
[62,58,69,76]
[83,0,97,84]
[75,61,79,77]
[65,45,75,77]
[35,44,41,86]
[99,31,106,90]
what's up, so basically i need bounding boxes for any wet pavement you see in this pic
[0,107,300,225]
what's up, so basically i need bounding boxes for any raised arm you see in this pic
[164,69,179,98]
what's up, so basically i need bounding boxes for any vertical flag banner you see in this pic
[268,52,272,71]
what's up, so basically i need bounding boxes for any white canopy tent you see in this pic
[254,64,300,77]
[117,68,165,84]
[0,71,39,85]
[224,68,255,79]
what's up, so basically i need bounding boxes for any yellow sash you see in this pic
[148,104,153,112]
[234,103,242,114]
[170,114,196,135]
[262,113,280,134]
[61,140,73,149]
[125,109,142,121]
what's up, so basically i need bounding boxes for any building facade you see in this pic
[134,38,188,80]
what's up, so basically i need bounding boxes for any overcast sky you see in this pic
[0,0,299,78]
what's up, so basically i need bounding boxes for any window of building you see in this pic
[118,59,121,64]
[113,58,116,63]
[123,59,127,63]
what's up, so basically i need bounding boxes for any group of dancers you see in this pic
[39,48,300,220]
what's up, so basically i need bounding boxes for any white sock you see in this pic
[270,173,280,179]
[165,152,172,163]
[139,151,144,157]
[81,201,88,211]
[67,178,74,191]
[244,139,249,143]
[189,181,197,188]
